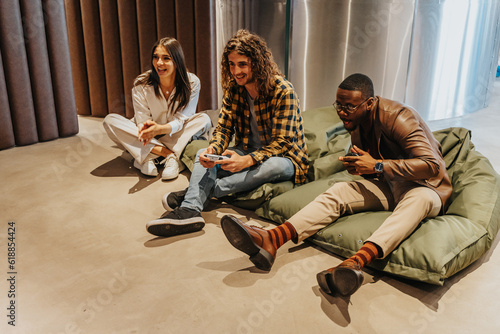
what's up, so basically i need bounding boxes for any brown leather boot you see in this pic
[221,215,276,271]
[317,260,364,296]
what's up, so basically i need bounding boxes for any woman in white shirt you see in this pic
[103,37,211,179]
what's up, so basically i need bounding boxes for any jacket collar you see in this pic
[350,96,380,150]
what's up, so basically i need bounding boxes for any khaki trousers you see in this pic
[103,113,211,165]
[287,179,442,258]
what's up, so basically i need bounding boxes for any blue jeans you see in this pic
[181,147,295,212]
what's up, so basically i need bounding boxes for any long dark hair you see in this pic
[221,29,282,96]
[134,37,191,114]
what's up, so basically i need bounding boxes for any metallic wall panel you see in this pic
[215,0,500,120]
[406,0,500,120]
[215,0,288,104]
[251,0,288,74]
[289,0,416,111]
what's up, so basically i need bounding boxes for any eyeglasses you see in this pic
[333,97,370,114]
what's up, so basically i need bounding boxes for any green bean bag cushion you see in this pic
[181,106,500,285]
[256,108,500,285]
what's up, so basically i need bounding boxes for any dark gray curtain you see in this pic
[0,0,79,150]
[64,0,218,118]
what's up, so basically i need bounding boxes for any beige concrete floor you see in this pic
[1,78,499,333]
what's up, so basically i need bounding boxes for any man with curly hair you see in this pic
[146,30,308,237]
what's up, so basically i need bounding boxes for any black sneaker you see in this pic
[146,207,205,237]
[153,156,166,166]
[162,188,187,211]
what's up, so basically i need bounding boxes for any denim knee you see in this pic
[257,157,294,182]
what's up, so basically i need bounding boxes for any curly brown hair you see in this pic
[221,29,283,96]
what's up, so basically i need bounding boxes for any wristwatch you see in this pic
[374,160,383,173]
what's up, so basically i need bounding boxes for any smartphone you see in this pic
[206,154,229,161]
[345,152,360,157]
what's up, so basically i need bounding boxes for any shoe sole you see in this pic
[317,270,334,294]
[220,216,274,271]
[317,267,363,296]
[146,217,205,238]
[161,170,179,180]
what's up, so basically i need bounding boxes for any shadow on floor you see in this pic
[90,154,162,193]
[369,231,500,312]
[144,230,206,247]
[313,286,352,327]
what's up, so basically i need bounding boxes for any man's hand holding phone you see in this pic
[199,147,255,172]
[200,146,231,168]
[199,146,219,168]
[339,145,378,175]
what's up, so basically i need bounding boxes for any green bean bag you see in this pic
[181,106,500,285]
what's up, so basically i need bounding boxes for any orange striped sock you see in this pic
[342,242,380,268]
[268,222,298,249]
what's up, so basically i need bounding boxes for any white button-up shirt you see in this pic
[132,72,200,136]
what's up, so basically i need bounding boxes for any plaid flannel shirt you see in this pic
[210,76,309,184]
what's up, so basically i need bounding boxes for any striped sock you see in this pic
[268,222,298,249]
[342,242,380,268]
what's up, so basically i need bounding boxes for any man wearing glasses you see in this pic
[221,73,452,297]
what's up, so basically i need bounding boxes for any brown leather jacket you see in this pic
[350,96,452,212]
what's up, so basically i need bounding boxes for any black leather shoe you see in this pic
[220,215,276,271]
[146,207,204,237]
[317,261,364,296]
